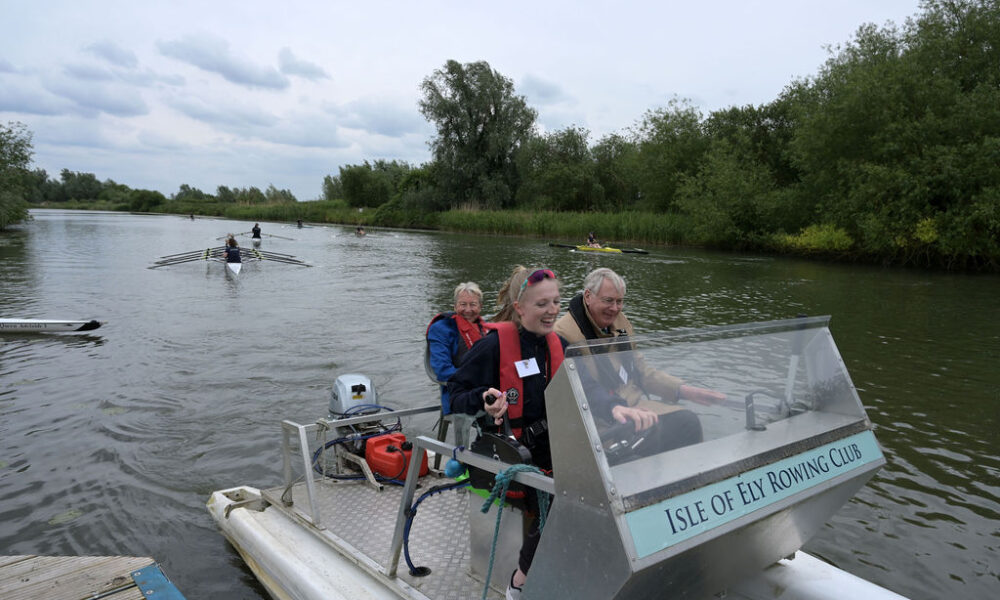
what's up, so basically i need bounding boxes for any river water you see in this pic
[0,209,997,599]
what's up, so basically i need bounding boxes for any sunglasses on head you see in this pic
[517,268,556,300]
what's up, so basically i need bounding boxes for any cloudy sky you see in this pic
[2,0,922,201]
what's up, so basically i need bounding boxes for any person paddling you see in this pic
[586,231,601,248]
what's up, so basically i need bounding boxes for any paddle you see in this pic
[548,243,578,249]
[620,248,649,255]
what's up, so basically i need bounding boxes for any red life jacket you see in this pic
[492,322,564,439]
[426,312,486,353]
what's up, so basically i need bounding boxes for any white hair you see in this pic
[583,268,625,296]
[453,281,483,302]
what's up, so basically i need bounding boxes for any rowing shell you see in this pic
[226,262,242,275]
[0,318,103,333]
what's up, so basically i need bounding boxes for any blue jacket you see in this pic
[427,317,464,414]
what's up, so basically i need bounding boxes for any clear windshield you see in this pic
[564,317,869,488]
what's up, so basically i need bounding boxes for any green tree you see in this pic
[676,136,785,247]
[234,187,267,205]
[632,99,708,212]
[173,184,212,203]
[786,0,1000,267]
[591,133,640,210]
[98,179,133,207]
[322,174,343,201]
[339,160,411,208]
[129,189,166,212]
[0,121,33,229]
[59,169,103,201]
[418,59,537,209]
[516,126,603,211]
[264,184,297,204]
[216,185,237,204]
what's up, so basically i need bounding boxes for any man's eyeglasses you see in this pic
[517,268,556,300]
[598,296,625,307]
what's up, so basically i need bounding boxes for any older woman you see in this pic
[426,282,488,448]
[449,268,657,599]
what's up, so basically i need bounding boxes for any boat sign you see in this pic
[626,430,883,559]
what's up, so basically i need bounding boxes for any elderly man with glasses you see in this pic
[554,268,723,445]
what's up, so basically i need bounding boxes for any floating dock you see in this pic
[0,555,186,600]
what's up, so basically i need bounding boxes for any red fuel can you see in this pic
[365,433,428,479]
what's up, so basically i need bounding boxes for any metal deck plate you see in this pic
[263,478,505,600]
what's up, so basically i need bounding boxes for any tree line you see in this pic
[3,0,998,269]
[324,0,998,269]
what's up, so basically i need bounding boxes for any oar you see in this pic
[151,255,211,268]
[253,249,298,258]
[153,249,216,264]
[259,256,311,267]
[216,232,251,240]
[157,248,209,260]
[263,233,294,240]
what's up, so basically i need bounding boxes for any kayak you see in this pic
[547,243,648,255]
[0,318,103,333]
[575,245,622,253]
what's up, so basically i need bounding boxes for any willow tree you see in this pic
[419,60,536,209]
[0,121,33,229]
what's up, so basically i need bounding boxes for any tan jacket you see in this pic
[554,301,683,414]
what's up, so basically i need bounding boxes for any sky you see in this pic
[1,0,923,202]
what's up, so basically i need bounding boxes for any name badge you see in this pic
[619,364,629,385]
[515,358,541,377]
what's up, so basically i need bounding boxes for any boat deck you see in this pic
[261,475,506,600]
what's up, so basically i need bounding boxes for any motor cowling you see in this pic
[329,374,377,417]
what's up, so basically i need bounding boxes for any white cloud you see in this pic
[157,34,289,90]
[85,40,139,69]
[278,48,329,80]
[327,98,429,138]
[44,77,149,117]
[520,74,572,106]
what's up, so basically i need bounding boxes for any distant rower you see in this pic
[251,223,261,239]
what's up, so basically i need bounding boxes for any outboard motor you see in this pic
[329,373,377,417]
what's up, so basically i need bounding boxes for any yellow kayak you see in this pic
[575,245,622,253]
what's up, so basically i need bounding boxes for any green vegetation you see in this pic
[0,122,33,229]
[15,1,1000,270]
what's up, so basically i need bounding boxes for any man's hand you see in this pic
[611,404,658,432]
[679,384,726,406]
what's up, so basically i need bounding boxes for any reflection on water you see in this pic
[0,210,998,599]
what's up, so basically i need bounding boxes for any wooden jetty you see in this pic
[0,555,186,600]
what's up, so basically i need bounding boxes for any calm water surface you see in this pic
[1,210,997,599]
